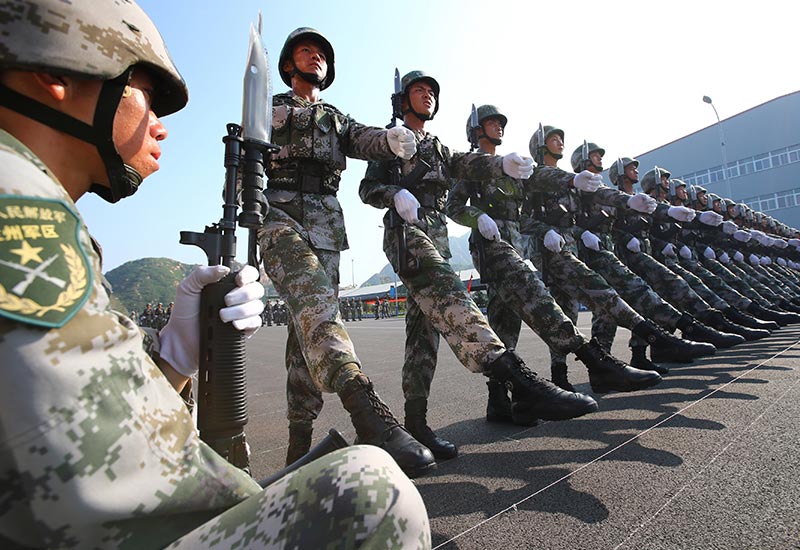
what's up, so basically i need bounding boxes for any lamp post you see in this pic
[702,95,733,200]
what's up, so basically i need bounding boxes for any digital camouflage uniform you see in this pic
[445,163,585,354]
[359,130,508,401]
[258,91,396,425]
[0,131,429,549]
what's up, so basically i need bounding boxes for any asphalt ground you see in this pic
[243,313,800,549]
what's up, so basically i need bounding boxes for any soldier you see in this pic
[356,297,363,320]
[360,72,605,459]
[154,301,166,329]
[446,106,664,420]
[0,1,430,549]
[258,28,435,475]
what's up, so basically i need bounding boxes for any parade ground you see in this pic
[243,313,800,549]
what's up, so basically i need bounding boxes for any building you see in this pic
[607,91,800,230]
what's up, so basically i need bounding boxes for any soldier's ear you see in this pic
[31,72,70,101]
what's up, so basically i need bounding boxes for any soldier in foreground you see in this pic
[258,28,434,475]
[0,2,431,548]
[360,73,602,458]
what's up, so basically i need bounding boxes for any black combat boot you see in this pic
[404,398,458,460]
[777,298,800,314]
[574,338,662,394]
[339,374,436,478]
[630,345,669,375]
[747,302,793,326]
[285,421,314,466]
[723,306,777,333]
[486,350,598,424]
[550,363,576,392]
[486,377,514,424]
[632,319,716,363]
[698,308,770,341]
[676,313,745,348]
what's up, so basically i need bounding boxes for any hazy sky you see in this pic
[80,0,799,286]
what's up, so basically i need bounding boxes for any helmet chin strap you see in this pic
[0,68,141,203]
[289,65,325,88]
[545,149,563,160]
[479,130,502,146]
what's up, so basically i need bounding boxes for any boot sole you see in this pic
[403,461,438,479]
[513,401,599,423]
[591,376,662,394]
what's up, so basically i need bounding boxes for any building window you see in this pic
[677,143,800,186]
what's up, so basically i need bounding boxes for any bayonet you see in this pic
[468,103,479,152]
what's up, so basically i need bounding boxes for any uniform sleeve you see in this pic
[525,165,575,193]
[341,118,395,161]
[445,181,483,229]
[447,150,504,180]
[591,186,634,209]
[359,159,400,209]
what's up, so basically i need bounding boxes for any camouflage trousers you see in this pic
[678,256,752,310]
[710,259,775,307]
[532,245,644,368]
[473,236,586,355]
[617,247,710,316]
[750,263,800,298]
[384,224,505,401]
[771,264,800,294]
[168,446,431,550]
[579,244,683,352]
[486,282,522,349]
[660,255,730,311]
[259,219,359,426]
[741,261,798,302]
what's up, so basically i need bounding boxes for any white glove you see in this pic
[749,254,760,266]
[777,257,787,266]
[477,213,501,241]
[502,152,534,179]
[760,256,772,265]
[679,245,692,259]
[698,211,723,226]
[750,229,766,240]
[626,237,641,253]
[667,205,696,222]
[159,265,265,377]
[572,170,602,192]
[721,220,738,235]
[733,230,751,242]
[772,239,788,249]
[788,238,800,248]
[734,251,745,262]
[662,243,677,257]
[543,229,564,253]
[789,260,797,269]
[719,252,730,264]
[393,189,420,224]
[386,126,416,160]
[703,247,716,260]
[581,230,601,251]
[627,193,657,214]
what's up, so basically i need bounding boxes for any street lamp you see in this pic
[702,95,733,199]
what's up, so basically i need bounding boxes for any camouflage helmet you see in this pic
[688,185,708,209]
[570,142,605,172]
[0,0,188,205]
[466,104,507,144]
[279,27,335,90]
[529,125,565,159]
[608,157,639,185]
[640,166,672,194]
[668,178,687,201]
[401,70,440,119]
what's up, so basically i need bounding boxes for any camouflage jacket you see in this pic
[0,131,260,549]
[446,161,572,254]
[264,92,395,252]
[359,129,504,258]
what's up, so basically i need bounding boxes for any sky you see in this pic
[80,0,800,286]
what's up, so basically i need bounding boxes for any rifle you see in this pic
[180,18,278,472]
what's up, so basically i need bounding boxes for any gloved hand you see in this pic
[572,170,602,192]
[626,237,641,253]
[788,238,800,248]
[662,243,677,257]
[544,229,564,253]
[698,211,723,226]
[627,193,657,214]
[502,153,534,179]
[703,247,716,260]
[777,257,787,266]
[159,265,265,377]
[789,260,797,269]
[721,220,738,235]
[760,256,772,265]
[581,230,601,251]
[733,230,751,242]
[477,213,501,241]
[667,205,696,222]
[719,252,730,264]
[749,254,760,266]
[386,126,416,159]
[734,251,745,262]
[679,245,692,259]
[393,189,420,224]
[772,238,788,249]
[749,229,766,240]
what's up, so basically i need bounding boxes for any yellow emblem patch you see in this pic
[0,195,91,328]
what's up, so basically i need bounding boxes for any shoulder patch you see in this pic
[0,195,92,328]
